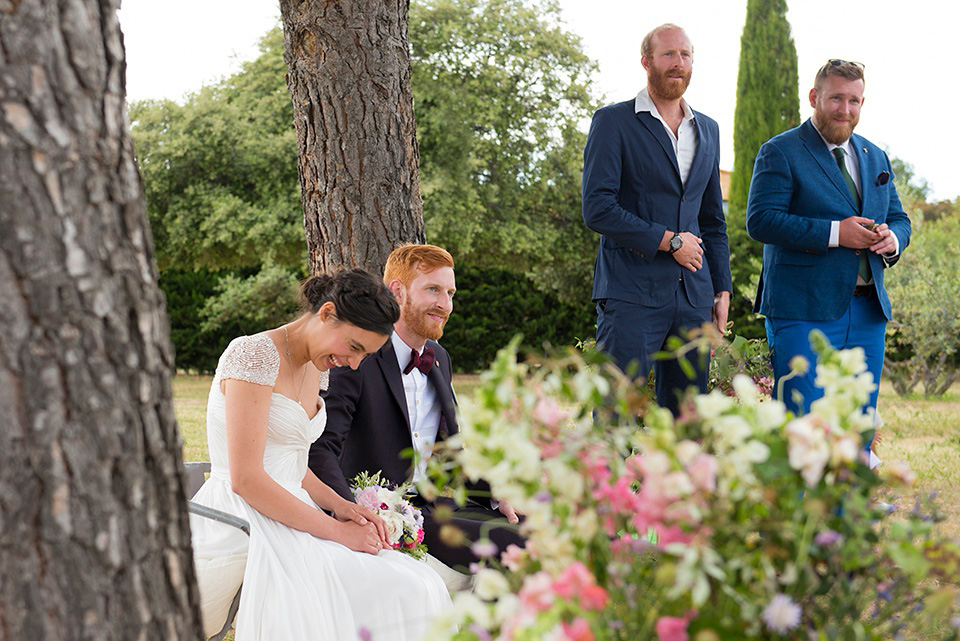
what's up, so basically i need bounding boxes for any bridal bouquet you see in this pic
[352,471,428,561]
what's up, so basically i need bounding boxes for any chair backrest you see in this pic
[184,461,211,498]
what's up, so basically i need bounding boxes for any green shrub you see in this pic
[159,268,233,373]
[441,265,596,373]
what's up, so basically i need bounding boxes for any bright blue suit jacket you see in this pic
[582,99,732,308]
[747,119,911,321]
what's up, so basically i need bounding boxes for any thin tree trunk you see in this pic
[0,1,202,638]
[279,0,425,277]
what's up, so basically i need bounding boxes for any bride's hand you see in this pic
[335,520,386,555]
[333,501,389,545]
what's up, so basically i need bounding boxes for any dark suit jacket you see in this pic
[582,98,732,308]
[747,119,911,321]
[309,339,459,502]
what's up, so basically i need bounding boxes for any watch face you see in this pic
[670,235,683,251]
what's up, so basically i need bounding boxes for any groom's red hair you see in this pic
[383,244,454,288]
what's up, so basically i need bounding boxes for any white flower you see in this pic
[712,414,754,447]
[786,418,830,487]
[756,400,788,432]
[732,374,760,405]
[381,511,405,545]
[675,440,702,466]
[544,458,585,502]
[830,431,860,467]
[694,390,736,420]
[451,591,492,629]
[762,594,802,633]
[473,568,510,600]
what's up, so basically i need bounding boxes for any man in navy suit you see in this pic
[582,23,732,416]
[747,60,911,418]
[310,244,522,571]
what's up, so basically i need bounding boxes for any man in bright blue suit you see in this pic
[582,24,732,416]
[747,60,911,419]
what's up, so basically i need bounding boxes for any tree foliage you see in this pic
[410,0,600,302]
[130,27,304,272]
[728,0,800,337]
[884,215,960,397]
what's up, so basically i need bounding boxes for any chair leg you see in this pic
[209,586,242,641]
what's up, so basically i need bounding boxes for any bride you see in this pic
[190,269,451,640]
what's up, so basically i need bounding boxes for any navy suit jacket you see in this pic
[746,119,911,321]
[582,98,732,308]
[309,339,458,502]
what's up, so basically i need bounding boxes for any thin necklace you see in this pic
[284,325,308,406]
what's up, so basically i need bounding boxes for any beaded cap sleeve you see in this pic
[216,334,281,388]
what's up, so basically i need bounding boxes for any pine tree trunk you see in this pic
[279,0,425,277]
[0,1,202,639]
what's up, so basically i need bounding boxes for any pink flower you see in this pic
[687,453,718,493]
[354,488,380,510]
[580,585,609,611]
[501,543,527,572]
[656,525,695,548]
[552,562,593,600]
[562,617,594,641]
[533,396,570,429]
[518,572,555,613]
[655,611,696,641]
[471,539,499,559]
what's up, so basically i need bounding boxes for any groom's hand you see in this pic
[498,499,521,525]
[336,520,388,555]
[334,502,389,545]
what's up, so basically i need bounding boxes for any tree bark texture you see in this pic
[279,0,425,277]
[0,1,203,639]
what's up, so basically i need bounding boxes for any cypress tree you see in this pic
[728,0,800,337]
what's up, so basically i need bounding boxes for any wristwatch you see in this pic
[668,231,683,254]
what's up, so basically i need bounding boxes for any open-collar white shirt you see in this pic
[390,331,440,483]
[635,86,698,186]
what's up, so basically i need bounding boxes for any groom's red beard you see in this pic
[815,105,859,145]
[648,65,692,101]
[403,298,448,341]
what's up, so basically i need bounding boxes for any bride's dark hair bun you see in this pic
[299,269,399,336]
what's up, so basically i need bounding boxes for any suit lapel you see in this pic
[799,119,859,213]
[636,111,681,181]
[426,342,459,438]
[375,342,410,428]
[683,114,708,194]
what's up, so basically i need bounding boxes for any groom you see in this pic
[309,244,523,570]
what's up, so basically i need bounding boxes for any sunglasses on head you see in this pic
[826,59,865,70]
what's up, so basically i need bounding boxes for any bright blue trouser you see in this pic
[765,292,887,422]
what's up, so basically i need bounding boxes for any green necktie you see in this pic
[833,147,871,282]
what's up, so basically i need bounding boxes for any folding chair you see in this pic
[185,462,249,641]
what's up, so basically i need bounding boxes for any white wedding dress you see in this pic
[190,334,451,640]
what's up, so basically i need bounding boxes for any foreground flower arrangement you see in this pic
[422,333,960,640]
[352,471,427,560]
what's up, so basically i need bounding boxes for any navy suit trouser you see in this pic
[596,285,712,416]
[766,290,886,424]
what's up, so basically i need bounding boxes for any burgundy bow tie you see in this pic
[403,347,435,376]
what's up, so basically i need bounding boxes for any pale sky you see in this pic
[119,0,960,201]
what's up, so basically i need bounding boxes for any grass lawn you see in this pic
[175,375,960,540]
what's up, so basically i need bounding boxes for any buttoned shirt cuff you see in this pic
[829,221,840,248]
